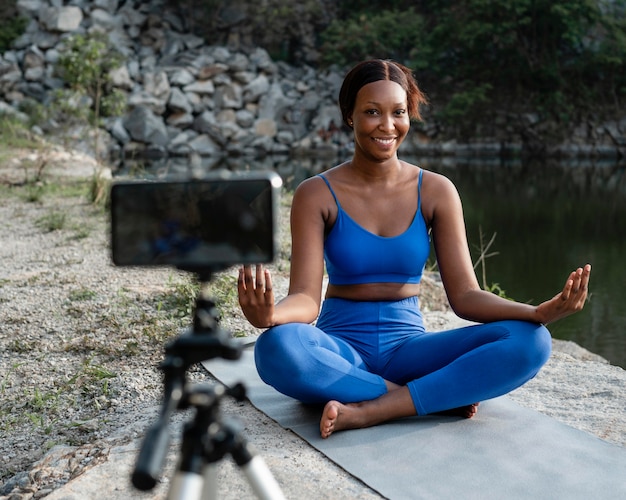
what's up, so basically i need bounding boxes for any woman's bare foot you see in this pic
[320,401,362,439]
[320,387,417,438]
[320,400,480,438]
[433,402,480,419]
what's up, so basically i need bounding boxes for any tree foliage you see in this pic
[319,7,427,69]
[422,1,626,117]
[318,0,626,136]
[0,0,26,52]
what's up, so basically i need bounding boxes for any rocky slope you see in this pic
[2,0,626,169]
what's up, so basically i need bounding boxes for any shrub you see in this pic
[53,32,127,125]
[319,7,426,68]
[0,0,26,52]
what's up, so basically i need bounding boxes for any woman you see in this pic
[238,59,591,439]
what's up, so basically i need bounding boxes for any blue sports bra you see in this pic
[318,170,430,286]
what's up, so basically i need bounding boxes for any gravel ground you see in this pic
[1,152,624,499]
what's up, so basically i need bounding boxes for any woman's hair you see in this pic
[338,59,428,127]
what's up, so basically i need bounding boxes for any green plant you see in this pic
[68,287,97,302]
[207,273,239,317]
[484,282,509,299]
[0,114,54,185]
[0,114,37,149]
[0,362,22,395]
[35,211,67,232]
[438,84,493,140]
[22,184,45,203]
[320,7,426,68]
[88,170,111,208]
[83,360,116,381]
[7,338,35,353]
[16,97,48,129]
[0,0,26,52]
[252,0,327,62]
[472,227,511,299]
[426,0,626,125]
[53,32,126,162]
[157,276,201,320]
[69,226,91,241]
[55,33,126,121]
[27,387,57,412]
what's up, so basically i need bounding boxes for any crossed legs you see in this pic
[255,319,551,438]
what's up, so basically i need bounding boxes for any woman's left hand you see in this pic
[536,264,592,324]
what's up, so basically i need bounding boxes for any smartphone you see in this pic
[110,171,282,272]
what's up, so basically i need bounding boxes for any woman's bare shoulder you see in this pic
[293,162,349,198]
[291,172,339,224]
[420,169,462,221]
[293,173,330,201]
[421,168,456,188]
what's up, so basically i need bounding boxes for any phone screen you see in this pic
[110,173,280,270]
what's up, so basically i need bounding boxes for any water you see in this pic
[121,155,626,368]
[422,158,626,369]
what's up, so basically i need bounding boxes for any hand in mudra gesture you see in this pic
[536,264,592,324]
[238,264,275,328]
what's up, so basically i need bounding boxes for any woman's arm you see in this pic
[238,177,328,328]
[426,173,591,325]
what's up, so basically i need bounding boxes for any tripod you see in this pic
[131,271,286,500]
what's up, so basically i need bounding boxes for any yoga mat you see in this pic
[203,342,626,500]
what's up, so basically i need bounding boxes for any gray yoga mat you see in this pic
[203,342,626,500]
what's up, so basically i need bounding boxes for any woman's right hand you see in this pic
[238,265,275,328]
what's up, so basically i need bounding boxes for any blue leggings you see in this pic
[254,296,552,415]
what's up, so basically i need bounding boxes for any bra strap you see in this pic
[317,174,341,208]
[417,169,424,212]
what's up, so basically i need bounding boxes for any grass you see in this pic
[35,211,67,232]
[1,359,119,434]
[207,273,239,315]
[88,170,111,208]
[22,184,45,202]
[0,114,41,150]
[68,287,97,302]
[156,276,200,320]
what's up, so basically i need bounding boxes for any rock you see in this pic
[108,65,133,91]
[183,79,215,96]
[188,134,220,155]
[40,6,84,32]
[254,118,277,138]
[552,339,609,363]
[123,105,168,145]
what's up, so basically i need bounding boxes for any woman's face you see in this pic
[349,80,410,163]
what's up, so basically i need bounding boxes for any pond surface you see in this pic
[123,155,626,368]
[422,158,626,369]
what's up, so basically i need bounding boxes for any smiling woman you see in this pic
[237,59,592,439]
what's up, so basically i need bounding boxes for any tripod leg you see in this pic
[167,471,204,500]
[241,455,286,500]
[200,464,218,500]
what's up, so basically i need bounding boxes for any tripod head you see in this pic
[166,268,243,369]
